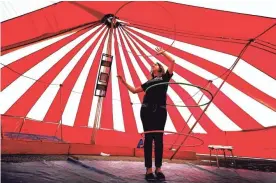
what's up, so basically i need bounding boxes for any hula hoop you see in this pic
[141,130,204,148]
[145,82,214,107]
[113,1,176,57]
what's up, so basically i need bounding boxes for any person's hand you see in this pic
[117,75,125,83]
[155,47,165,55]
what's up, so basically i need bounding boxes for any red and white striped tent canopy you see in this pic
[1,1,276,159]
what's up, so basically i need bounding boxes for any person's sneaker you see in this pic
[145,173,155,181]
[155,170,166,181]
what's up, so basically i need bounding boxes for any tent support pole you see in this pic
[170,40,253,160]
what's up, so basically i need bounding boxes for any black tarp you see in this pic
[2,158,276,183]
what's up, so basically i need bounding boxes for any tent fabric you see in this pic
[1,1,276,159]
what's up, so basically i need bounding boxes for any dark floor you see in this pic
[1,155,276,183]
[197,154,276,172]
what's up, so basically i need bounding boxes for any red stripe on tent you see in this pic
[127,25,276,80]
[243,44,276,79]
[43,27,107,123]
[112,30,138,133]
[120,29,192,133]
[99,80,114,129]
[126,28,265,130]
[100,31,114,130]
[3,2,275,79]
[4,26,104,119]
[70,29,109,128]
[3,119,276,159]
[3,1,275,79]
[1,27,94,91]
[1,2,107,48]
[117,30,144,103]
[123,29,222,134]
[3,1,275,48]
[180,35,276,80]
[121,1,275,77]
[126,27,276,110]
[258,25,276,46]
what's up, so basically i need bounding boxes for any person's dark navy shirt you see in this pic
[141,70,173,105]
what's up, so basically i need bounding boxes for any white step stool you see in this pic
[208,145,236,168]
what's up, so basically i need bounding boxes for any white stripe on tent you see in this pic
[119,29,177,133]
[0,32,74,69]
[88,28,109,128]
[1,1,59,22]
[61,28,107,126]
[27,25,103,122]
[127,30,243,131]
[125,30,241,132]
[111,30,125,132]
[122,29,208,133]
[115,29,144,133]
[128,26,276,100]
[0,25,101,115]
[128,28,276,127]
[217,82,276,127]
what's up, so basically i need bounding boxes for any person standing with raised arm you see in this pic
[117,47,175,181]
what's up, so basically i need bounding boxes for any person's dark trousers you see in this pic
[144,132,164,168]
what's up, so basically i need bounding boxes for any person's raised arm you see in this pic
[155,47,175,74]
[117,75,143,93]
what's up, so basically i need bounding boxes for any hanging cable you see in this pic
[2,21,101,53]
